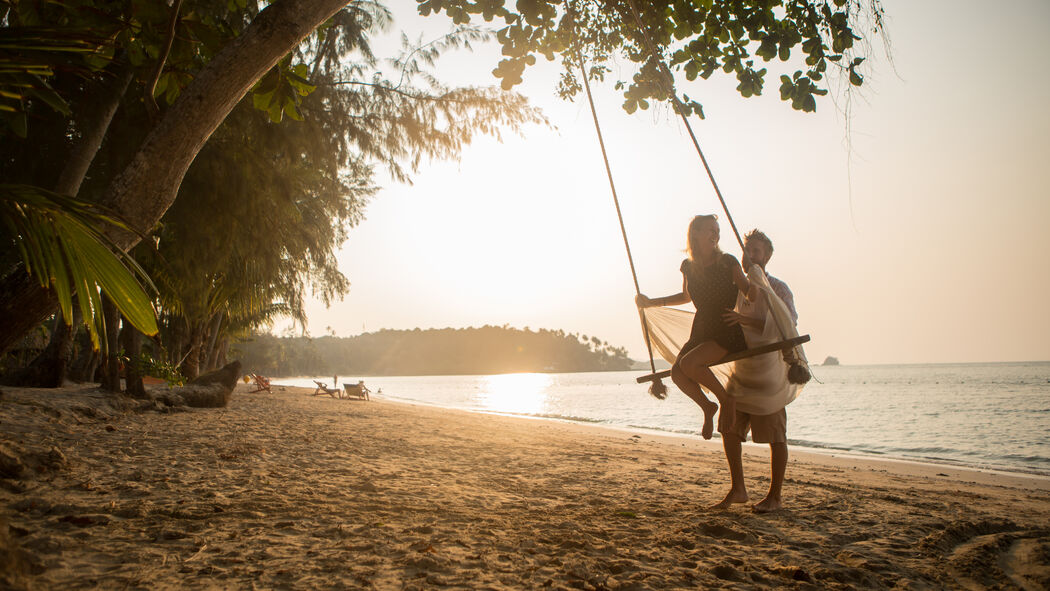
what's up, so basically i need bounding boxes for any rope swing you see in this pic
[567,0,811,394]
[622,0,811,386]
[565,0,667,398]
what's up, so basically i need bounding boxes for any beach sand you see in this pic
[1,383,1048,590]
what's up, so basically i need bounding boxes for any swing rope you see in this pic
[565,0,667,398]
[623,0,746,253]
[567,0,812,389]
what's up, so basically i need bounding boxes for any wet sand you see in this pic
[1,383,1048,589]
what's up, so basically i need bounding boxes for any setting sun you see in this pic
[478,372,552,415]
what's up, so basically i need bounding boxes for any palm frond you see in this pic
[0,184,159,350]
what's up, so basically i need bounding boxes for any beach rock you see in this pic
[822,356,840,366]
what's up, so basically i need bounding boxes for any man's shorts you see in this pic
[720,407,787,444]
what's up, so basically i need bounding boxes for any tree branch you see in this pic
[144,0,184,120]
[327,79,471,104]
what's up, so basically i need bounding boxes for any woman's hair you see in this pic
[687,214,722,264]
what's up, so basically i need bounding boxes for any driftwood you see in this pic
[174,360,241,408]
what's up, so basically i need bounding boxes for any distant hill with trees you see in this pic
[236,326,634,377]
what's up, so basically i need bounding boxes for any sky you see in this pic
[282,0,1050,366]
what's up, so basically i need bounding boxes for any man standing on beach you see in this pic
[714,229,799,513]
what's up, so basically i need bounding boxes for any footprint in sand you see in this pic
[920,519,1050,590]
[700,522,752,542]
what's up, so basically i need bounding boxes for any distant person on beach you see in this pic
[715,228,798,513]
[636,214,756,441]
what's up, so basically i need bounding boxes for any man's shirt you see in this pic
[766,273,798,326]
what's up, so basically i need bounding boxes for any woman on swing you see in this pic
[636,214,756,440]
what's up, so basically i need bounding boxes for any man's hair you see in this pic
[744,229,773,254]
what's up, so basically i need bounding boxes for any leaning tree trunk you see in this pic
[57,62,134,199]
[0,0,350,356]
[99,296,122,392]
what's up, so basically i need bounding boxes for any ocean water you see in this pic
[276,362,1050,477]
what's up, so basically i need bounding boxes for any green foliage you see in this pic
[251,59,315,123]
[132,353,184,386]
[0,185,158,350]
[0,22,115,137]
[0,0,273,356]
[0,0,310,138]
[127,6,544,371]
[418,0,885,114]
[0,1,544,368]
[235,326,634,377]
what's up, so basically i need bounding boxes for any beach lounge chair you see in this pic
[249,374,272,393]
[312,380,340,398]
[342,381,370,401]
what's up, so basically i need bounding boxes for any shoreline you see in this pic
[3,383,1048,589]
[354,389,1050,486]
[387,398,1050,493]
[272,365,1050,482]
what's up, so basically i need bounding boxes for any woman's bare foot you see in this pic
[700,400,718,440]
[709,488,748,510]
[751,494,782,513]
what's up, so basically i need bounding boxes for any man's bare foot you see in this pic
[751,495,782,513]
[709,488,748,510]
[700,400,718,440]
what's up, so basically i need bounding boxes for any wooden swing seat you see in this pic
[635,334,810,384]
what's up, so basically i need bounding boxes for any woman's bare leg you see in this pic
[679,342,734,428]
[671,362,718,439]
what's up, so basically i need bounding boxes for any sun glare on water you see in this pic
[477,373,552,415]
